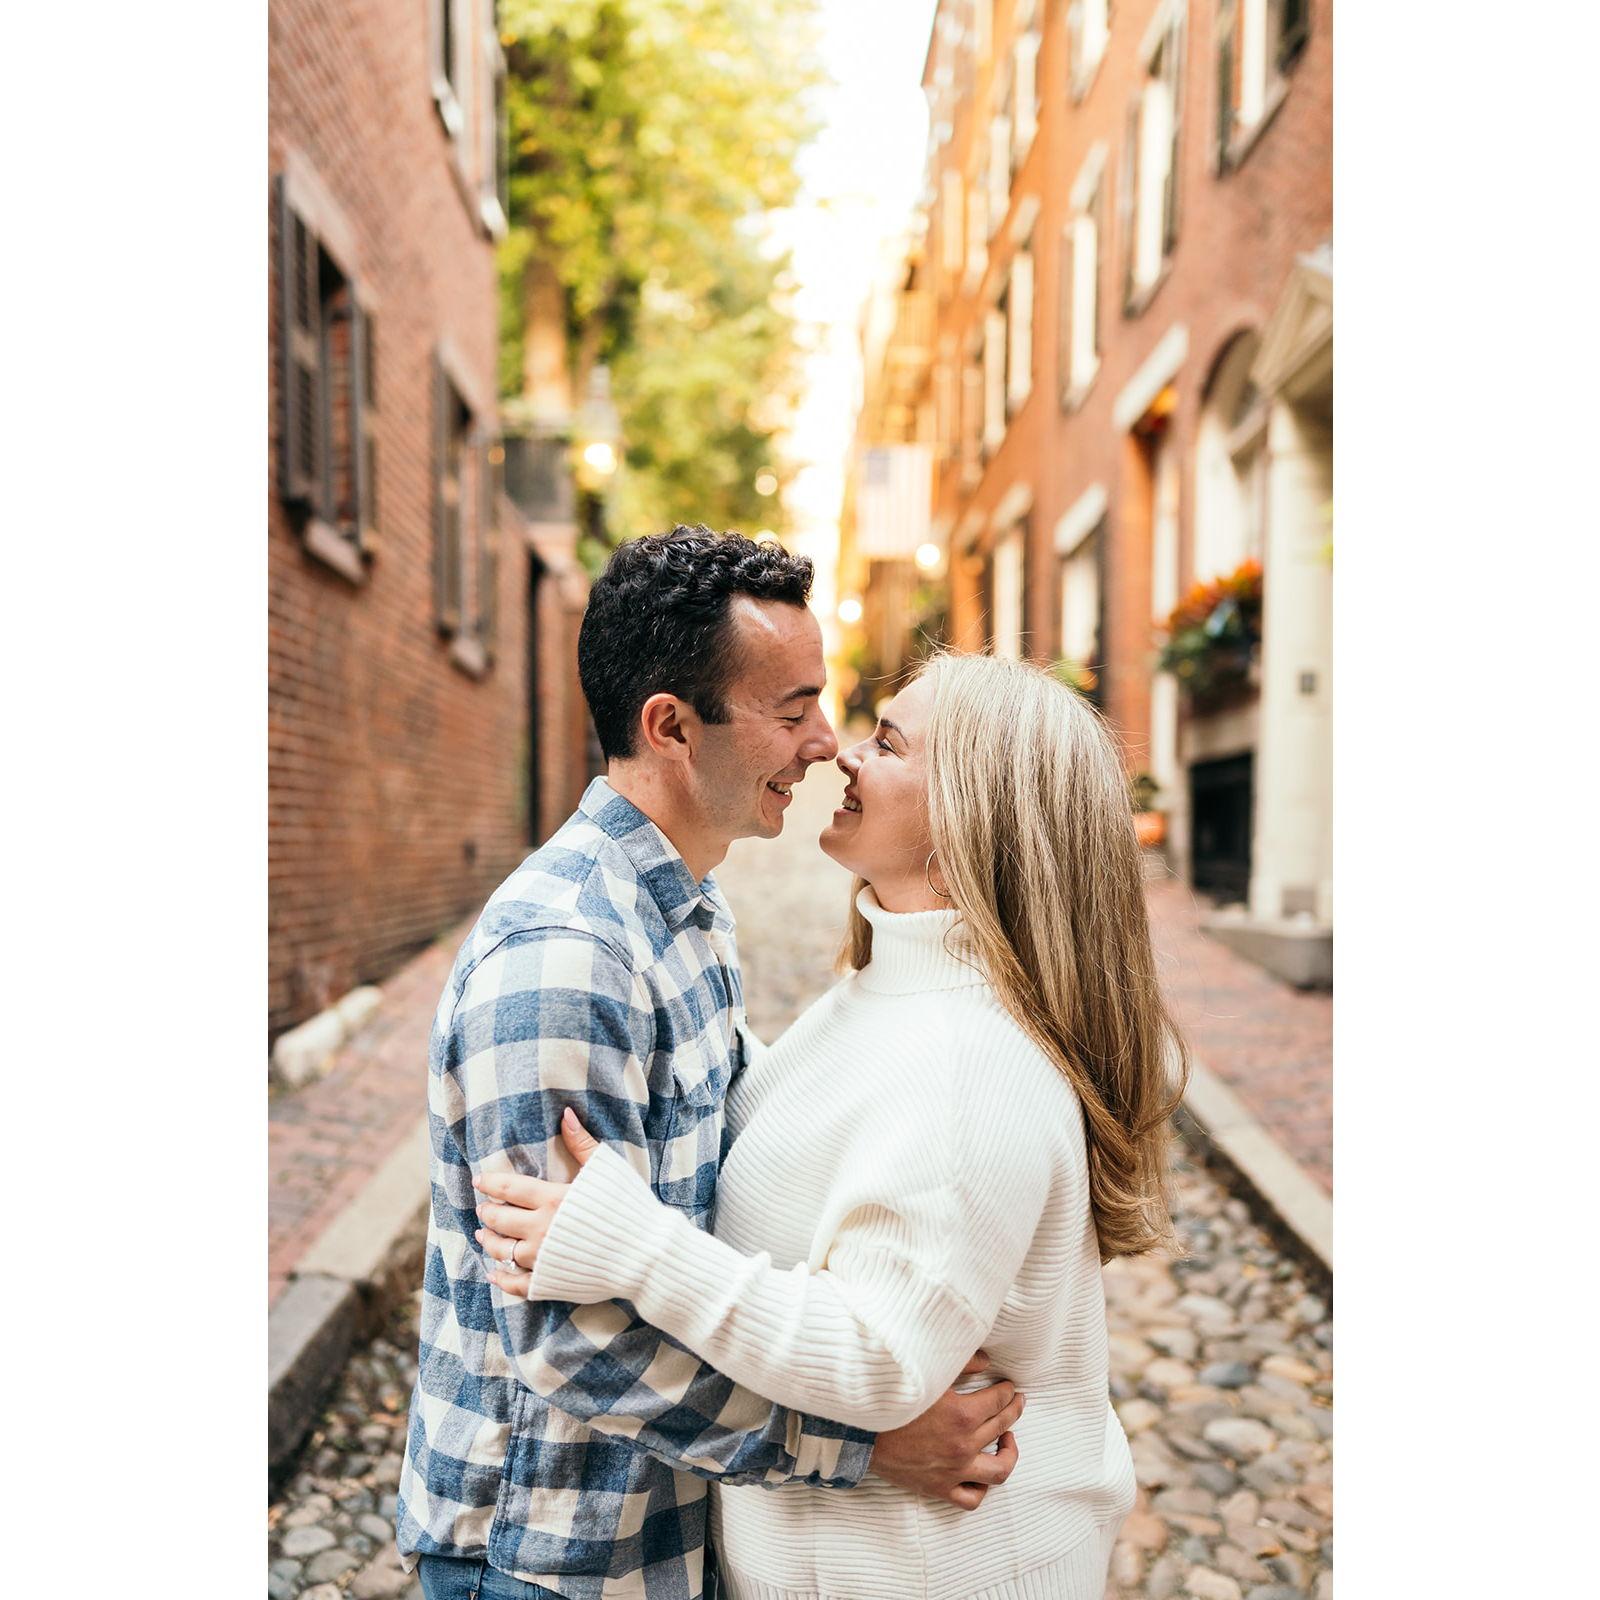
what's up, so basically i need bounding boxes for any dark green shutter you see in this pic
[432,355,462,634]
[1278,0,1311,70]
[477,437,501,655]
[277,177,322,508]
[352,304,376,550]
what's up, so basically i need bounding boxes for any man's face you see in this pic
[687,598,838,843]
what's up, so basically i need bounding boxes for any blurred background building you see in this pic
[268,0,592,1046]
[841,0,1331,985]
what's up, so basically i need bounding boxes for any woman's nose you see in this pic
[836,743,864,778]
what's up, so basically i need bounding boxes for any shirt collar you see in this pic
[579,776,729,934]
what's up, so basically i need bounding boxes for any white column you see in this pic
[1250,399,1333,923]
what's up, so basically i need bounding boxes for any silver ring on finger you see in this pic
[505,1239,522,1271]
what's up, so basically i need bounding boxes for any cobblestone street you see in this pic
[269,763,1332,1600]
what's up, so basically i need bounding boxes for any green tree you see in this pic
[499,0,823,543]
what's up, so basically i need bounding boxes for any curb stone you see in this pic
[1177,1057,1332,1286]
[268,1118,431,1486]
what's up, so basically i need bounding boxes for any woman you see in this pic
[474,651,1187,1600]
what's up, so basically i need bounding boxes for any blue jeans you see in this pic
[415,1554,566,1600]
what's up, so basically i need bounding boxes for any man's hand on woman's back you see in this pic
[867,1351,1024,1510]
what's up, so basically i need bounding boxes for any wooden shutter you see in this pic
[477,437,501,654]
[352,303,376,549]
[1161,18,1185,258]
[1217,2,1237,169]
[1277,0,1310,69]
[433,355,462,634]
[277,177,322,508]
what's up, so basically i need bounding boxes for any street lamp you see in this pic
[573,364,622,494]
[914,542,941,572]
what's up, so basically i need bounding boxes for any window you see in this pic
[990,524,1025,660]
[1006,245,1034,416]
[964,165,988,288]
[982,305,1007,459]
[986,108,1011,237]
[1058,520,1103,692]
[941,169,965,277]
[1122,7,1184,311]
[431,0,466,139]
[276,176,377,583]
[1060,145,1106,408]
[432,348,500,673]
[973,0,993,65]
[480,19,509,236]
[1067,0,1111,101]
[1011,8,1041,168]
[962,335,984,487]
[1217,0,1310,169]
[1194,333,1267,578]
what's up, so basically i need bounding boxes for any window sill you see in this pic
[303,518,368,586]
[1060,362,1101,414]
[1219,81,1290,176]
[1123,261,1173,321]
[449,633,490,679]
[1069,51,1107,106]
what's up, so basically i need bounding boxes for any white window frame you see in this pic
[1011,28,1041,167]
[987,112,1011,238]
[430,0,468,141]
[941,169,965,276]
[479,19,509,239]
[991,525,1025,661]
[1062,143,1107,407]
[964,163,989,290]
[1006,247,1034,416]
[1217,0,1309,169]
[1068,0,1111,102]
[982,307,1007,458]
[1125,4,1183,310]
[1058,520,1102,669]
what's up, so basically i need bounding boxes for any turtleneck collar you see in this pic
[853,885,989,995]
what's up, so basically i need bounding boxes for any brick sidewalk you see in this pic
[268,920,471,1308]
[1145,876,1332,1193]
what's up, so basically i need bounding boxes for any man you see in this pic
[396,528,1023,1600]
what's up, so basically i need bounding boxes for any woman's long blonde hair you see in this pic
[840,651,1189,1261]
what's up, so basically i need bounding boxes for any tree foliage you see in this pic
[498,0,824,540]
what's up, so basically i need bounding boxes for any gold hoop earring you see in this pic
[925,850,952,900]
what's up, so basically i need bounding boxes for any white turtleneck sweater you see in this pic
[528,890,1136,1600]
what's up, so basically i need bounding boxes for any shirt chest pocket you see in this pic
[653,1043,731,1219]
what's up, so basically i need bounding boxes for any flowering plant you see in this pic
[1156,559,1263,707]
[1049,658,1099,697]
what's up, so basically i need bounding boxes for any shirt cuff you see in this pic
[527,1139,666,1305]
[786,1420,876,1486]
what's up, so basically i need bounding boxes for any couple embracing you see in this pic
[395,527,1187,1600]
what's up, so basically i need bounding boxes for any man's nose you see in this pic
[800,708,839,764]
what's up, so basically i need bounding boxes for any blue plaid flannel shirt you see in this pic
[396,778,875,1598]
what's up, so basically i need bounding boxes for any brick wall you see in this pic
[927,0,1331,765]
[268,0,586,1041]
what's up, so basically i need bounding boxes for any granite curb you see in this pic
[1177,1055,1332,1287]
[268,1116,432,1487]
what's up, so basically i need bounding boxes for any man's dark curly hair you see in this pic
[578,526,816,761]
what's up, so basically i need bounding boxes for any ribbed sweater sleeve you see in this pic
[526,1024,1059,1433]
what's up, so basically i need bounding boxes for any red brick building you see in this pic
[269,0,591,1042]
[852,0,1331,982]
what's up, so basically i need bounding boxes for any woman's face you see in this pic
[819,675,943,909]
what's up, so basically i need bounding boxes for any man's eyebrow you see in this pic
[776,683,823,706]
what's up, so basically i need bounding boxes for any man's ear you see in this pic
[638,693,698,762]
